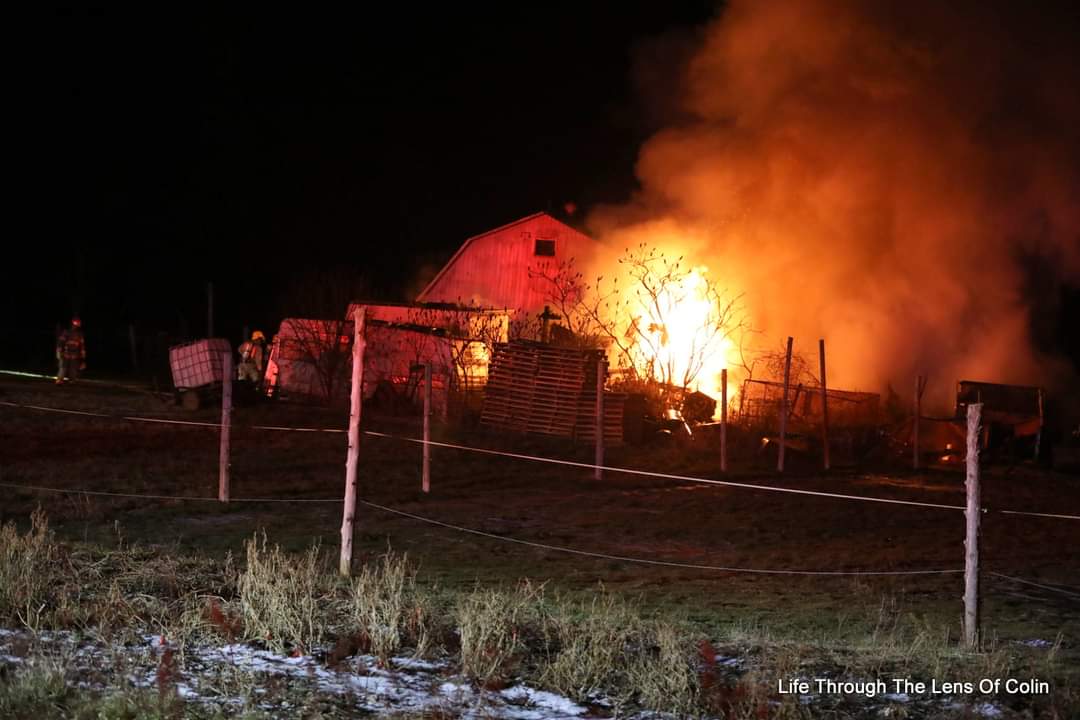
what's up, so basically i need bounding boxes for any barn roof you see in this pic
[415,211,591,302]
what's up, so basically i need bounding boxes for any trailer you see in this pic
[168,338,232,410]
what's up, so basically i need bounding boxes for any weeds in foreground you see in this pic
[0,656,186,720]
[542,592,639,700]
[349,551,434,664]
[0,508,58,631]
[1,514,1075,719]
[238,532,327,654]
[625,621,700,715]
[0,655,70,718]
[456,580,547,687]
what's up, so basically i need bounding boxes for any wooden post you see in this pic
[819,339,830,471]
[913,375,926,470]
[720,368,728,473]
[777,337,793,473]
[595,357,605,481]
[964,402,983,650]
[340,307,366,577]
[218,352,232,503]
[207,281,214,338]
[422,363,432,493]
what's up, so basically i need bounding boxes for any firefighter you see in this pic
[237,330,267,385]
[262,333,281,397]
[55,317,86,384]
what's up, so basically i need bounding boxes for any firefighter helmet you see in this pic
[251,330,265,342]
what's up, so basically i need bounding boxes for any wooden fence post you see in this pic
[819,339,830,471]
[422,362,432,493]
[777,337,793,473]
[218,352,232,503]
[964,402,983,650]
[721,368,728,473]
[340,307,366,577]
[595,357,605,481]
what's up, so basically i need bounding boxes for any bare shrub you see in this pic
[349,552,434,665]
[238,533,327,654]
[541,593,640,701]
[0,509,58,631]
[624,621,699,715]
[456,580,547,687]
[0,656,70,718]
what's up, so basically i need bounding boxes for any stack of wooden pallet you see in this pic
[481,341,624,444]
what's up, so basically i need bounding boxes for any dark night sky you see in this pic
[5,3,717,371]
[5,2,1079,377]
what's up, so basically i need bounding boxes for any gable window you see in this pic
[534,238,556,257]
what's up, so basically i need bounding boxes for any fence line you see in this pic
[0,480,340,503]
[997,509,1080,521]
[364,431,971,513]
[0,478,965,577]
[359,499,964,576]
[989,572,1080,601]
[2,399,1078,521]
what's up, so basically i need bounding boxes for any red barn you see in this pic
[416,212,597,312]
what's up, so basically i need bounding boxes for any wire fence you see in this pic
[2,398,1076,521]
[1,395,1078,594]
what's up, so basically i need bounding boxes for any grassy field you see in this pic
[1,373,1078,718]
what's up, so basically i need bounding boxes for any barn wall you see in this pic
[417,213,597,312]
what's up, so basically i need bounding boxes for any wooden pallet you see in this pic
[481,341,623,444]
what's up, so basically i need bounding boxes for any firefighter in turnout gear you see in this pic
[237,330,267,385]
[56,317,86,384]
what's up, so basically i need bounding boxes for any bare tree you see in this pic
[526,261,613,349]
[744,340,819,387]
[530,244,750,404]
[276,268,367,404]
[404,301,508,398]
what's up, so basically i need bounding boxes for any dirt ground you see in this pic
[2,374,1078,700]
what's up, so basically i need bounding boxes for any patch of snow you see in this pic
[1016,638,1052,648]
[345,673,398,695]
[973,702,1004,718]
[883,693,910,702]
[440,680,473,698]
[0,626,750,719]
[500,685,587,716]
[392,656,445,671]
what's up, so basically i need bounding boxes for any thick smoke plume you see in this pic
[590,0,1080,409]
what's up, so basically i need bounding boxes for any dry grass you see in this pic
[0,655,70,718]
[456,579,547,687]
[541,592,705,715]
[237,532,328,654]
[0,654,189,720]
[349,551,434,664]
[0,508,59,631]
[624,620,700,715]
[541,591,646,705]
